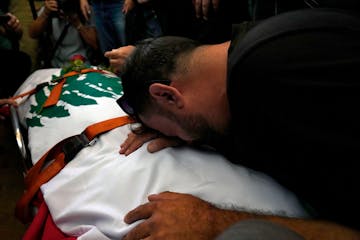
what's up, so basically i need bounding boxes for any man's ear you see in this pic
[149,83,184,109]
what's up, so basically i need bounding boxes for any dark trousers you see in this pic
[0,49,32,98]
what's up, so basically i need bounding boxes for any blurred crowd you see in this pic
[0,0,247,114]
[2,0,358,105]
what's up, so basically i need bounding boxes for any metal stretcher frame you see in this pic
[10,105,32,174]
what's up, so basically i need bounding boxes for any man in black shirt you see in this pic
[118,8,360,240]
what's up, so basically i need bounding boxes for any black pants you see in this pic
[0,49,32,98]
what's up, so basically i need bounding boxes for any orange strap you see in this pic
[41,69,105,110]
[42,78,66,108]
[11,88,38,101]
[15,115,134,224]
[10,68,105,103]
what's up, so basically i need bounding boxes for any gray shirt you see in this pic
[38,7,94,67]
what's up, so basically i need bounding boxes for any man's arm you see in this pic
[68,14,99,51]
[28,1,55,39]
[122,192,360,240]
[217,207,360,240]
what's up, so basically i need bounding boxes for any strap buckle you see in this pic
[62,133,96,163]
[35,82,50,91]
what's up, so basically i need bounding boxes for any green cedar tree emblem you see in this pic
[26,71,123,127]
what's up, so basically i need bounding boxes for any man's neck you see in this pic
[185,42,231,133]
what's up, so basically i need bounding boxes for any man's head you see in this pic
[119,36,229,144]
[119,36,200,118]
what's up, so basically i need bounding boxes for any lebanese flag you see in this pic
[22,195,76,240]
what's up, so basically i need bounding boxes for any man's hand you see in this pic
[104,45,136,74]
[123,0,135,14]
[44,0,59,14]
[2,13,22,37]
[0,98,18,107]
[123,192,224,240]
[192,0,220,20]
[120,131,183,155]
[79,0,91,21]
[0,98,18,120]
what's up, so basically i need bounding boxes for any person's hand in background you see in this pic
[0,98,18,120]
[104,45,136,74]
[192,0,220,20]
[79,0,91,21]
[0,13,23,38]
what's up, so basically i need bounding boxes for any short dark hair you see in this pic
[120,36,202,117]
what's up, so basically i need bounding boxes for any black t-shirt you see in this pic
[223,9,360,229]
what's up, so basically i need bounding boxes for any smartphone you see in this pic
[0,14,11,25]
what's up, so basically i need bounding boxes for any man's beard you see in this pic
[172,113,227,146]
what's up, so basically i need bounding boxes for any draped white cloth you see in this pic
[15,69,309,240]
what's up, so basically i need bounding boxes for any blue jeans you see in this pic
[142,7,162,38]
[91,0,126,53]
